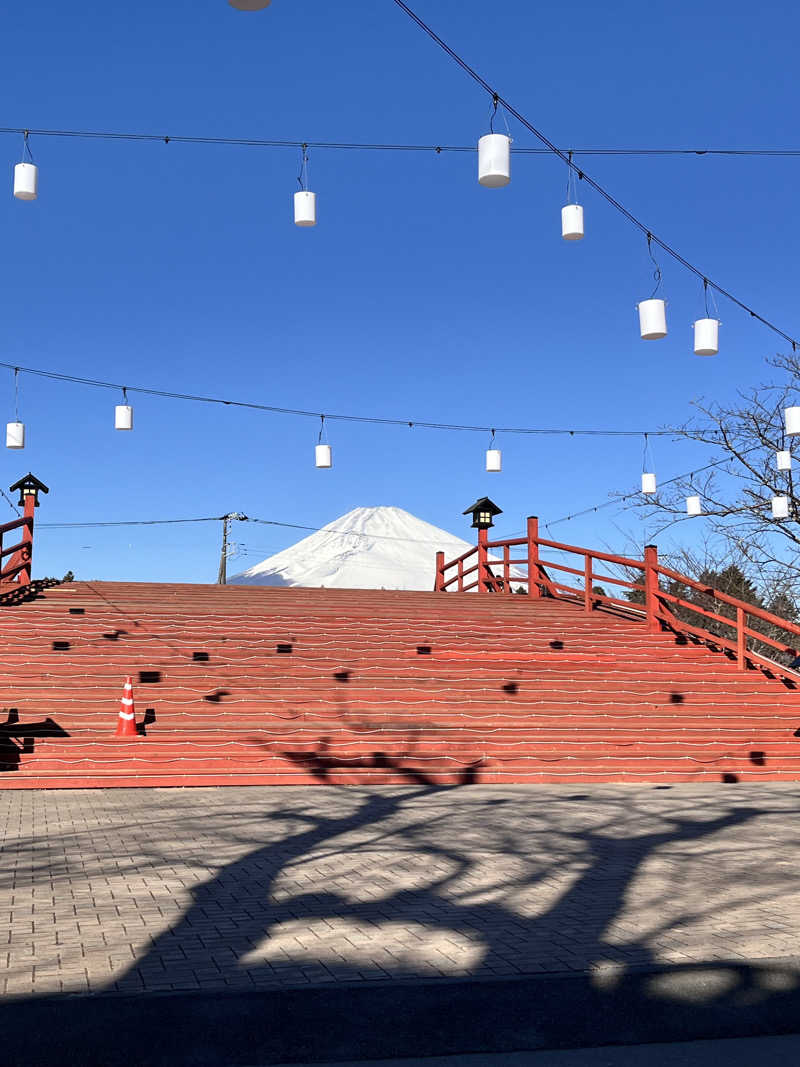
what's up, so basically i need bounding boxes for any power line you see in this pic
[390,0,800,351]
[0,359,685,438]
[4,125,800,156]
[542,449,751,530]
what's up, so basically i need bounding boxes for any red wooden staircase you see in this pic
[1,576,799,788]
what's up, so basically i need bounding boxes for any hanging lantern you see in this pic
[772,495,790,519]
[294,190,316,227]
[478,134,511,188]
[315,444,332,468]
[777,450,792,472]
[561,204,584,241]
[686,495,702,516]
[785,407,800,436]
[638,299,667,340]
[486,448,502,473]
[115,406,133,431]
[641,472,656,494]
[13,162,37,202]
[693,317,719,356]
[6,421,24,449]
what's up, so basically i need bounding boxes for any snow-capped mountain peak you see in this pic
[230,506,474,591]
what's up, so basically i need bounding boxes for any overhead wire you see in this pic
[0,359,685,438]
[390,0,800,351]
[3,125,800,156]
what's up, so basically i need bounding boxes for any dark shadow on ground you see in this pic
[0,709,69,771]
[3,782,800,1065]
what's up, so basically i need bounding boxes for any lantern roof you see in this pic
[462,496,502,518]
[9,473,49,496]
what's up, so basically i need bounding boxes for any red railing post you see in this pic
[477,527,489,594]
[503,543,510,593]
[434,551,445,592]
[644,544,660,634]
[737,605,746,670]
[584,553,593,613]
[458,556,464,591]
[527,516,541,599]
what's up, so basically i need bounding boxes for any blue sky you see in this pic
[2,0,798,581]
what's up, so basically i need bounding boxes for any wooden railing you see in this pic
[0,514,33,590]
[435,515,800,680]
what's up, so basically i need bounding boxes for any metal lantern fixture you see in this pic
[777,450,792,472]
[9,472,48,508]
[463,496,502,530]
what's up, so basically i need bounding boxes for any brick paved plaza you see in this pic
[2,784,800,999]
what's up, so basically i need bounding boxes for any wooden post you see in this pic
[477,527,489,594]
[527,516,541,599]
[458,556,464,591]
[434,551,445,592]
[644,544,660,634]
[19,492,35,587]
[584,553,593,613]
[737,606,746,671]
[503,543,510,593]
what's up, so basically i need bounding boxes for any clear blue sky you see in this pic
[2,0,797,581]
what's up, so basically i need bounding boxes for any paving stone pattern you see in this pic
[2,784,800,998]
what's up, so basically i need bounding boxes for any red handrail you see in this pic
[0,515,33,590]
[435,515,800,680]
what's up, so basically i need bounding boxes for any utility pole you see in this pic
[217,513,247,585]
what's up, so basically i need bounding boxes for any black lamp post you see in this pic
[463,497,502,593]
[9,473,49,510]
[463,496,502,530]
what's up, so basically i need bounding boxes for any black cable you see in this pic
[0,359,681,438]
[390,0,800,351]
[3,125,800,156]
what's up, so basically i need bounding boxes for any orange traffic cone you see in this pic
[116,676,138,738]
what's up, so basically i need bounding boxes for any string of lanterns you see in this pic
[7,121,791,359]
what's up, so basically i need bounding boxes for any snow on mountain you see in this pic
[230,506,479,591]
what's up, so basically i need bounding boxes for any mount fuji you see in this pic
[230,506,476,591]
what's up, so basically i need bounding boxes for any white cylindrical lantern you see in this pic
[477,134,511,188]
[686,495,702,516]
[115,405,133,431]
[6,421,24,449]
[785,407,800,436]
[315,443,332,468]
[486,448,502,473]
[777,450,792,472]
[294,190,316,227]
[693,317,719,356]
[772,495,790,519]
[641,472,657,494]
[638,299,667,340]
[13,162,38,201]
[561,203,584,241]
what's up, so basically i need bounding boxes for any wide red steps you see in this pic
[1,580,798,788]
